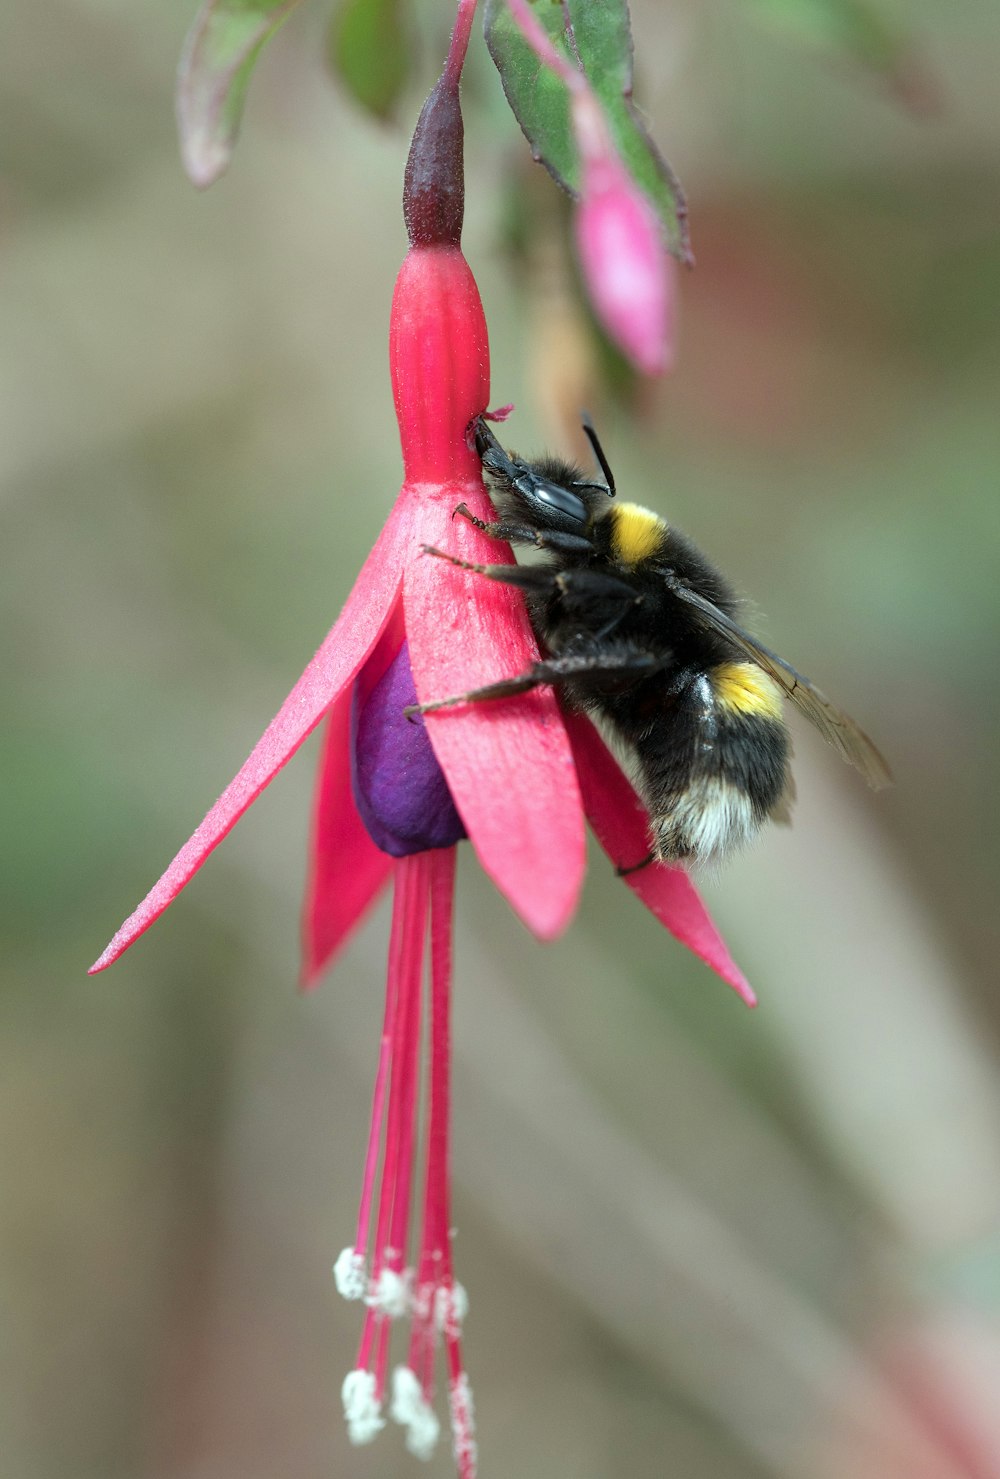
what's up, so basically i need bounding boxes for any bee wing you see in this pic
[665,579,893,790]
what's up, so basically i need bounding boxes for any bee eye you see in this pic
[525,476,587,524]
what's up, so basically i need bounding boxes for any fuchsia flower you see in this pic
[506,0,675,375]
[92,4,749,1472]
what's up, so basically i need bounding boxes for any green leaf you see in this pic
[483,0,690,262]
[177,0,306,189]
[328,0,412,122]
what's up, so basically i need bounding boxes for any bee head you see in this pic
[472,415,613,537]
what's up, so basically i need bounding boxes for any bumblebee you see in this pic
[411,416,890,867]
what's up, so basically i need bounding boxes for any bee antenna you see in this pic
[580,412,616,498]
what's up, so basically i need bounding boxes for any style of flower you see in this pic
[91,3,750,1473]
[505,0,675,375]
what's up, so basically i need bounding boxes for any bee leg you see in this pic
[404,648,667,718]
[405,670,544,718]
[615,851,656,878]
[451,504,595,556]
[532,529,598,555]
[420,545,559,596]
[450,502,506,536]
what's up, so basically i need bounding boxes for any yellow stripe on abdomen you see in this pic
[610,502,666,566]
[711,661,784,721]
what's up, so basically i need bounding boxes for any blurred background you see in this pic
[3,1,1000,1475]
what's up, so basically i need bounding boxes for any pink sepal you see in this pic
[404,486,586,941]
[564,712,755,1005]
[300,692,396,989]
[90,502,412,974]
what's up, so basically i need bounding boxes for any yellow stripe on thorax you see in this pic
[610,502,666,566]
[712,662,784,721]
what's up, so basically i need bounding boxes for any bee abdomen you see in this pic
[643,664,791,866]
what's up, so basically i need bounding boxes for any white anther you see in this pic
[391,1366,440,1462]
[390,1365,422,1425]
[365,1266,411,1318]
[434,1281,469,1332]
[333,1247,367,1301]
[449,1372,477,1472]
[341,1368,384,1446]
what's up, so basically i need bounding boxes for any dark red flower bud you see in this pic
[403,75,465,248]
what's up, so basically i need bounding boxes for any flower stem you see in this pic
[444,0,478,88]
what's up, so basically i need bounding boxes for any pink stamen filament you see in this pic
[428,848,456,1289]
[386,856,428,1285]
[356,857,428,1380]
[353,863,404,1259]
[432,850,477,1478]
[374,1317,391,1402]
[373,857,424,1276]
[342,847,472,1473]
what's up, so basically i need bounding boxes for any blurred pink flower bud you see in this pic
[572,91,675,375]
[503,2,675,376]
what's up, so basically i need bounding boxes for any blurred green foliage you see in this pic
[329,0,413,121]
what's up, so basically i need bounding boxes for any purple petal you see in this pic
[352,641,467,857]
